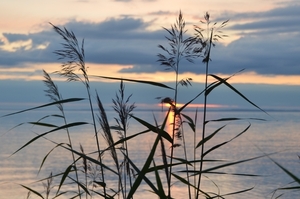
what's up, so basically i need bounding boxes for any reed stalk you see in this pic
[196,29,212,198]
[158,11,199,198]
[50,23,107,197]
[112,81,136,198]
[3,11,273,199]
[43,70,82,198]
[193,12,229,198]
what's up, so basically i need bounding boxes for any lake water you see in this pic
[0,108,300,199]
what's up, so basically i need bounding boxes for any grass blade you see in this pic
[212,187,254,198]
[126,109,171,199]
[131,115,173,143]
[122,151,160,196]
[203,124,250,157]
[206,117,266,124]
[177,86,208,113]
[38,143,64,174]
[185,154,271,176]
[196,125,226,148]
[11,122,88,155]
[147,162,194,173]
[181,113,196,132]
[126,130,160,198]
[171,173,212,198]
[29,122,58,128]
[152,160,167,198]
[20,184,44,199]
[205,69,244,97]
[209,74,268,115]
[91,75,174,90]
[61,146,118,175]
[269,157,300,184]
[277,186,300,190]
[1,98,85,117]
[112,129,151,146]
[66,175,91,197]
[56,164,75,195]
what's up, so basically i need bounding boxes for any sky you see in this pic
[0,0,299,111]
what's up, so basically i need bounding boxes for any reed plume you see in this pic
[50,23,107,197]
[43,70,82,198]
[112,81,136,198]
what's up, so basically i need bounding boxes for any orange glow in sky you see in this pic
[0,62,299,85]
[160,102,230,109]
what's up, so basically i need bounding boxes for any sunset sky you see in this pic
[0,0,299,111]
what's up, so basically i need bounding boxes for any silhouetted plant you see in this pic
[111,80,136,197]
[269,155,300,198]
[2,11,273,199]
[157,11,200,198]
[43,69,82,198]
[51,23,107,196]
[193,12,229,198]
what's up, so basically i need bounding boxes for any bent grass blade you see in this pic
[203,123,251,157]
[131,115,173,144]
[126,109,171,198]
[209,74,269,115]
[91,75,174,90]
[20,184,44,199]
[1,98,85,118]
[11,122,88,156]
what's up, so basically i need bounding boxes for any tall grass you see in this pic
[157,11,199,198]
[2,11,272,199]
[194,12,228,198]
[43,69,82,198]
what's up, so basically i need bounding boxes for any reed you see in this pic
[157,11,199,198]
[43,69,82,198]
[193,12,229,198]
[2,11,273,199]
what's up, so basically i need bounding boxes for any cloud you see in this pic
[113,0,156,2]
[0,17,164,67]
[3,33,30,43]
[197,4,300,75]
[220,4,300,35]
[61,17,162,40]
[0,30,56,66]
[53,18,166,67]
[210,34,300,75]
[148,10,173,16]
[114,0,132,2]
[0,8,299,77]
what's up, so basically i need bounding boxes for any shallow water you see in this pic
[0,108,300,198]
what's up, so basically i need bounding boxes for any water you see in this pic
[0,108,300,198]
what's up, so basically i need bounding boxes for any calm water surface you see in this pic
[0,109,300,198]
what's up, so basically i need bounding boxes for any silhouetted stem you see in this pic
[196,29,213,199]
[63,117,82,199]
[180,121,192,199]
[86,86,107,197]
[168,59,179,198]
